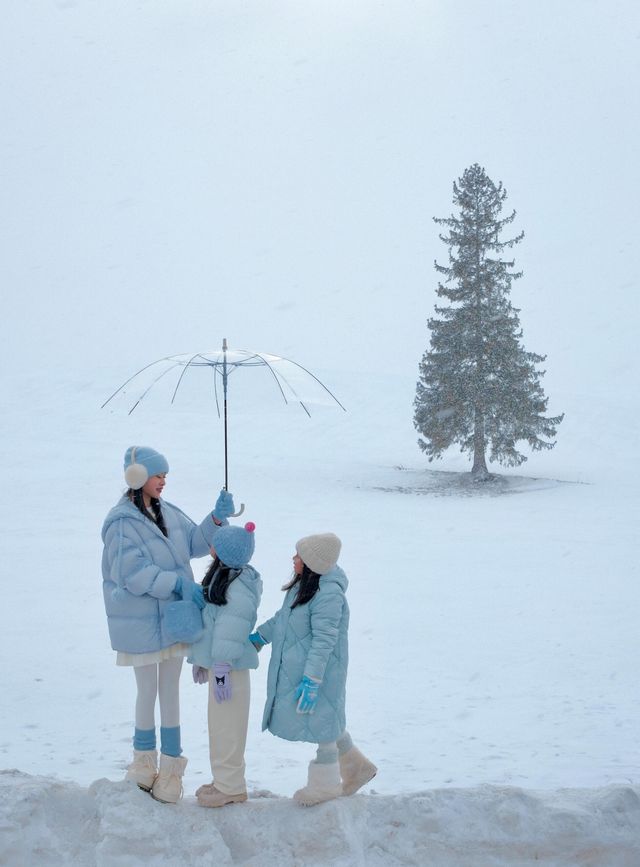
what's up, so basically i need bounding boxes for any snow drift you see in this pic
[2,771,640,867]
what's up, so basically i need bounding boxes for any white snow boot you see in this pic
[125,749,158,792]
[339,746,377,796]
[293,761,342,807]
[151,754,188,804]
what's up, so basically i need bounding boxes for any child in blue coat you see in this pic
[189,521,262,808]
[101,446,235,803]
[251,533,376,806]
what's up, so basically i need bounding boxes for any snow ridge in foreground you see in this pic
[2,771,640,866]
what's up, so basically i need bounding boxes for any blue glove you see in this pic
[213,489,235,521]
[249,631,266,651]
[192,665,209,685]
[295,676,320,714]
[213,662,232,702]
[174,575,183,596]
[190,583,206,610]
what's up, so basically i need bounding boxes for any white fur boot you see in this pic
[151,754,188,804]
[125,749,158,792]
[293,761,342,807]
[339,746,377,796]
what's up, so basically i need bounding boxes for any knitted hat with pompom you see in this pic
[213,522,256,568]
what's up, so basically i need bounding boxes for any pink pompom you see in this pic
[244,521,256,533]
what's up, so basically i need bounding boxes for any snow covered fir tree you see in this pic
[414,164,564,481]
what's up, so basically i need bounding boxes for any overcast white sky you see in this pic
[1,1,638,410]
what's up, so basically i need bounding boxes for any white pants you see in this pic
[207,668,250,795]
[133,657,183,730]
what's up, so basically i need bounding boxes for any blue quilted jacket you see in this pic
[257,565,349,743]
[101,496,221,653]
[188,565,263,670]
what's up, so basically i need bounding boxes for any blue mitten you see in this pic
[295,676,320,714]
[164,581,205,644]
[249,631,266,651]
[213,663,232,702]
[190,583,206,610]
[213,489,235,521]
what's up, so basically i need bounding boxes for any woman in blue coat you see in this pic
[251,533,377,806]
[189,521,262,808]
[101,445,235,803]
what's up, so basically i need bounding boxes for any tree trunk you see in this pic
[472,410,490,481]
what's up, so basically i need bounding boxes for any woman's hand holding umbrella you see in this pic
[213,489,238,522]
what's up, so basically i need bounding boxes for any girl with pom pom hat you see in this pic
[250,532,377,806]
[188,521,262,808]
[101,446,237,803]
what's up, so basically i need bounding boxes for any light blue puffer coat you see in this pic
[188,565,263,670]
[101,496,221,653]
[257,566,349,744]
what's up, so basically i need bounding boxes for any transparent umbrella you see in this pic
[102,339,346,511]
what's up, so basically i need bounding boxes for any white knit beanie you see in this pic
[296,533,342,575]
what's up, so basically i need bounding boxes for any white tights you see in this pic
[133,657,183,730]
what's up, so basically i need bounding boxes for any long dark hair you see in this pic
[284,564,321,609]
[202,557,241,606]
[128,488,168,538]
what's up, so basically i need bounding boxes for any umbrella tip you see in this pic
[223,338,228,351]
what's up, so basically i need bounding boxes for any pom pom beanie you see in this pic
[213,522,256,568]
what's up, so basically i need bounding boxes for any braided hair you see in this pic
[283,563,321,609]
[128,488,169,538]
[201,557,241,605]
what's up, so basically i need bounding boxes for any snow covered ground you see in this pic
[1,1,639,864]
[3,771,640,866]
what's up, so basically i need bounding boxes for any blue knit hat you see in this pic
[123,446,169,490]
[213,522,256,568]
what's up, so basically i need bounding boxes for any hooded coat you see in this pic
[257,565,349,744]
[188,565,263,671]
[101,496,221,654]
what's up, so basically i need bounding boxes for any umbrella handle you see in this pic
[230,503,245,518]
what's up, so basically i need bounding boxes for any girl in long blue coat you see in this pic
[188,521,262,808]
[251,532,376,806]
[101,446,235,803]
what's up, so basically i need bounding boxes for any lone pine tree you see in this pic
[414,164,563,480]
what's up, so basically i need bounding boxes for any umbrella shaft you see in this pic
[224,397,229,490]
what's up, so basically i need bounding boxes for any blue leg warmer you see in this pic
[160,726,182,757]
[133,728,156,751]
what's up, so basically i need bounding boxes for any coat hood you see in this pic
[101,496,188,541]
[101,496,143,541]
[237,564,261,588]
[318,564,348,594]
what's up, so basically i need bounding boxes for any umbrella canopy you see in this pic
[102,339,346,499]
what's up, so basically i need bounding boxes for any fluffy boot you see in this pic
[151,754,188,804]
[125,749,158,792]
[293,761,342,807]
[197,785,248,808]
[339,746,377,796]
